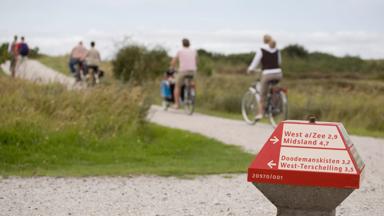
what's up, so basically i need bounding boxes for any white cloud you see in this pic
[1,29,383,59]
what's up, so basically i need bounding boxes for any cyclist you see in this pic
[69,41,88,81]
[247,35,282,120]
[170,38,198,109]
[85,41,102,83]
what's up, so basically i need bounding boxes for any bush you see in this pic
[196,49,254,75]
[0,43,10,64]
[112,44,170,84]
[282,44,309,58]
[198,55,214,76]
[28,47,41,58]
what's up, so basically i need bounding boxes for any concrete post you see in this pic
[253,183,354,216]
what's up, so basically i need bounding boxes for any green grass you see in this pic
[0,75,252,176]
[0,123,252,176]
[37,55,71,75]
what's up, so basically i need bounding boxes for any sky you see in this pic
[1,0,383,59]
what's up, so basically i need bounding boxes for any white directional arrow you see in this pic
[269,136,279,145]
[267,160,277,169]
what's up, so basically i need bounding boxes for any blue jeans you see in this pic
[69,58,87,81]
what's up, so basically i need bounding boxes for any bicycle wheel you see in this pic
[184,86,195,115]
[74,64,82,82]
[241,89,261,125]
[162,100,170,111]
[268,91,288,127]
[86,68,96,87]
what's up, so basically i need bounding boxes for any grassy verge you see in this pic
[0,122,252,176]
[0,75,252,176]
[37,55,71,75]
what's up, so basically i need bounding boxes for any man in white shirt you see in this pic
[85,41,102,83]
[247,34,283,120]
[170,38,198,109]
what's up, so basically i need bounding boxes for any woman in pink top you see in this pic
[170,38,198,109]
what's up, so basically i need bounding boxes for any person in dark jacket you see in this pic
[16,36,29,74]
[247,34,282,120]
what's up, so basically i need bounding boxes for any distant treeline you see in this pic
[198,44,384,79]
[112,43,384,84]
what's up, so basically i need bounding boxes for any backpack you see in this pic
[19,43,29,56]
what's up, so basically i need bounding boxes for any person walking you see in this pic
[247,34,282,120]
[8,35,18,78]
[170,38,198,109]
[16,36,29,74]
[85,41,102,83]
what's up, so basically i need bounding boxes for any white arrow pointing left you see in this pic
[267,160,277,169]
[269,136,279,145]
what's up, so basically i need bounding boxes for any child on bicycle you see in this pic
[161,68,176,102]
[247,35,282,120]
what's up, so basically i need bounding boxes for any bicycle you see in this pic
[241,79,288,127]
[182,75,196,115]
[162,75,196,115]
[73,60,86,82]
[86,66,100,87]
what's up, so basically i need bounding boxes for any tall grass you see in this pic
[194,74,384,137]
[0,76,148,137]
[287,79,384,133]
[196,74,250,113]
[0,76,253,176]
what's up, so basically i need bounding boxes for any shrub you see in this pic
[196,49,254,75]
[198,55,214,76]
[28,47,41,58]
[282,44,309,58]
[112,44,170,84]
[0,43,10,64]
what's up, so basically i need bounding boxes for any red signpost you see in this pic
[248,120,365,188]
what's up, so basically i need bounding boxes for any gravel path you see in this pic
[1,60,383,215]
[1,60,77,89]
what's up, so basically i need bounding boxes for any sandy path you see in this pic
[0,60,383,215]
